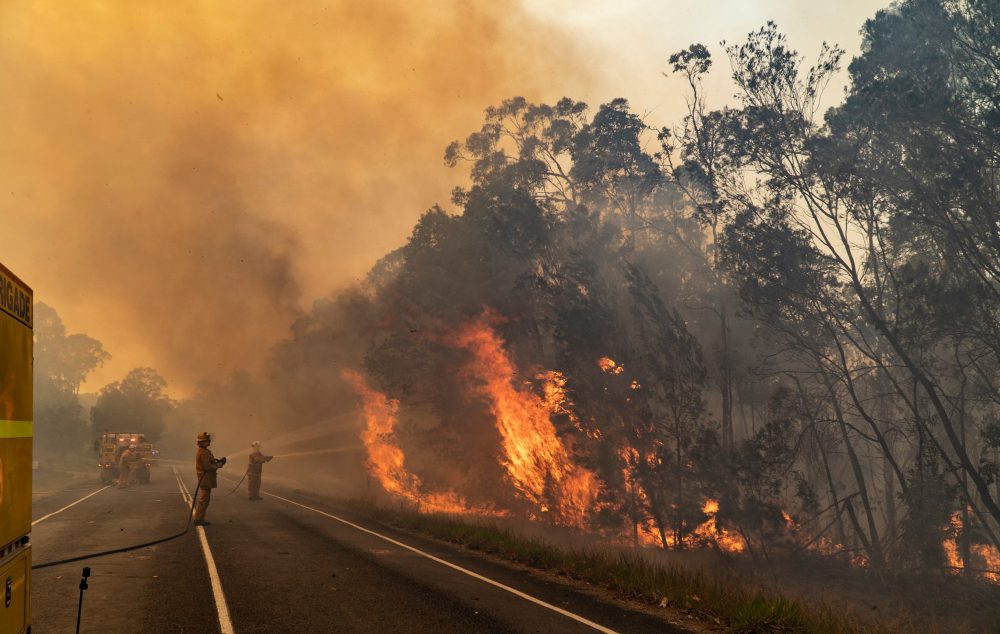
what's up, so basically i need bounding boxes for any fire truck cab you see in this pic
[0,262,33,633]
[98,432,158,485]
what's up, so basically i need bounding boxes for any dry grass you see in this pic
[359,503,896,633]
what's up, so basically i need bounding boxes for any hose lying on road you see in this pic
[31,473,205,570]
[221,468,248,498]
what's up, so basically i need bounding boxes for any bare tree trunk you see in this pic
[855,289,1000,525]
[844,498,873,559]
[834,346,907,495]
[959,377,972,576]
[719,304,734,449]
[628,478,639,548]
[794,376,848,546]
[675,416,685,550]
[879,351,1000,554]
[736,382,751,443]
[873,372,898,565]
[817,429,848,547]
[883,453,897,564]
[823,374,883,567]
[655,515,669,550]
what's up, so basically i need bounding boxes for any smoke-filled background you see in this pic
[0,0,880,392]
[0,0,596,391]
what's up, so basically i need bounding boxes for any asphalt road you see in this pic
[29,466,684,633]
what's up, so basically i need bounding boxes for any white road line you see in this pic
[31,485,111,526]
[264,491,620,634]
[173,467,235,634]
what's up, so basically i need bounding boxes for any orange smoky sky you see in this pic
[0,1,889,395]
[0,1,593,394]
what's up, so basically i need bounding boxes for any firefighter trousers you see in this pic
[248,473,262,499]
[117,467,131,489]
[194,486,212,521]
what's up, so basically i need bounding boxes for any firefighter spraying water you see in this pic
[247,441,273,501]
[215,441,356,500]
[193,432,226,526]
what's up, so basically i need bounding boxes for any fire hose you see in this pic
[222,455,274,497]
[221,467,249,497]
[30,472,206,570]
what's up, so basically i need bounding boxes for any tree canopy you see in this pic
[91,368,174,442]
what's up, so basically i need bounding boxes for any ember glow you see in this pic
[619,447,665,547]
[541,370,602,440]
[693,499,746,553]
[451,316,599,527]
[943,511,1000,585]
[598,357,624,375]
[342,315,600,526]
[971,545,1000,584]
[342,369,488,515]
[346,313,759,545]
[617,448,747,551]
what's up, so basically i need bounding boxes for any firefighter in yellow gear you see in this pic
[194,432,226,526]
[117,444,136,489]
[247,441,273,500]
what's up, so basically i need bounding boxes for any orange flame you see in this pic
[598,356,624,375]
[636,518,667,548]
[451,316,598,527]
[692,499,746,552]
[618,447,665,547]
[342,369,496,515]
[345,313,769,556]
[541,370,602,439]
[943,510,1000,584]
[944,538,962,571]
[781,509,867,564]
[944,511,964,573]
[972,544,1000,584]
[539,370,576,423]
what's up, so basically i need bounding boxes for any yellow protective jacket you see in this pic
[196,446,220,489]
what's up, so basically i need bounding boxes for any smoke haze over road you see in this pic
[0,0,590,391]
[0,0,886,393]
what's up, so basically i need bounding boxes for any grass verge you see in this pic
[359,503,885,633]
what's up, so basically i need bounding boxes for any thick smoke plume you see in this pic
[0,0,589,391]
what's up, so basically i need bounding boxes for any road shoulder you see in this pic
[256,485,704,633]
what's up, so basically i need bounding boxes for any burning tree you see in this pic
[342,89,761,549]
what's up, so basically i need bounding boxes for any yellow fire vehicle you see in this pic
[0,262,33,633]
[98,432,158,484]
